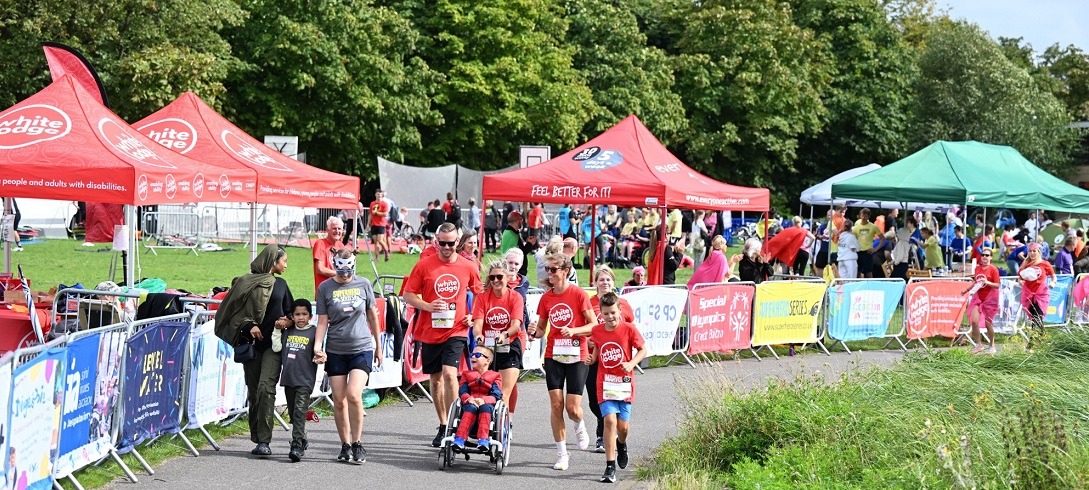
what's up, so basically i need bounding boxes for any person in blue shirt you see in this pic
[1006,242,1028,276]
[558,204,573,239]
[949,226,971,272]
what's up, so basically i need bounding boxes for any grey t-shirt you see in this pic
[280,325,318,388]
[316,276,377,355]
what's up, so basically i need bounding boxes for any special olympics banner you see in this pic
[1045,275,1074,324]
[0,359,12,487]
[751,281,825,346]
[826,281,905,341]
[523,293,544,371]
[687,284,755,354]
[118,322,188,453]
[10,348,65,490]
[623,287,690,356]
[403,307,429,385]
[993,278,1023,334]
[187,320,246,429]
[55,330,125,478]
[905,281,969,339]
[368,298,403,390]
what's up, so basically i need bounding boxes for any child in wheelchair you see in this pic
[452,346,503,450]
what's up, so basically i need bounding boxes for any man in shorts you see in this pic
[854,208,883,278]
[369,189,391,262]
[313,216,352,295]
[403,222,483,447]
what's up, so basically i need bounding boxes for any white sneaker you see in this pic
[575,425,590,451]
[553,451,569,470]
[11,247,21,252]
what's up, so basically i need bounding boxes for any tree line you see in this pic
[1,0,1086,210]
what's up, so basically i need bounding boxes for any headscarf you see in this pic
[214,244,280,344]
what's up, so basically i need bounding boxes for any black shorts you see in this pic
[421,337,468,375]
[544,358,588,395]
[490,338,523,371]
[370,225,387,236]
[814,242,830,269]
[857,251,873,273]
[325,350,373,376]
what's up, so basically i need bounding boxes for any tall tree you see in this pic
[564,0,686,144]
[223,0,442,179]
[663,0,831,202]
[909,20,1078,175]
[399,0,595,170]
[1039,44,1089,121]
[0,0,243,118]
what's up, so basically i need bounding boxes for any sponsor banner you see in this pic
[1045,275,1074,324]
[687,284,755,354]
[403,306,429,385]
[55,330,125,478]
[993,278,1023,334]
[368,298,403,390]
[523,293,544,371]
[187,320,246,429]
[826,281,905,342]
[622,287,689,356]
[118,322,188,453]
[752,282,825,346]
[10,348,66,490]
[905,281,969,339]
[0,360,10,486]
[1073,275,1089,325]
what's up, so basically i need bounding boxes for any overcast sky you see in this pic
[938,0,1088,54]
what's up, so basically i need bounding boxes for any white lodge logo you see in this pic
[99,118,176,168]
[548,304,574,328]
[434,274,460,300]
[137,118,197,154]
[0,105,72,149]
[221,130,291,171]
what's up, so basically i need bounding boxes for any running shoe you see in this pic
[351,442,366,464]
[432,425,447,447]
[970,344,986,355]
[11,247,21,252]
[575,425,590,450]
[337,443,351,462]
[617,441,629,469]
[553,451,569,470]
[985,346,997,355]
[595,437,605,453]
[600,464,617,483]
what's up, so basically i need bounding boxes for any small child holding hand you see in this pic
[280,298,320,462]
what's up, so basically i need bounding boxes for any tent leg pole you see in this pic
[125,205,136,286]
[250,203,257,262]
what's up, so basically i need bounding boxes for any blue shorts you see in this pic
[325,351,373,377]
[599,400,632,422]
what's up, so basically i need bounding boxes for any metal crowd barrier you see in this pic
[823,277,906,354]
[619,284,695,369]
[687,281,762,364]
[899,276,972,351]
[142,211,201,255]
[752,277,829,360]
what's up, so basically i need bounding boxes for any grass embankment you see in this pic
[642,331,1089,489]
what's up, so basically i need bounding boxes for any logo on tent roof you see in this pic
[137,118,197,154]
[137,175,148,201]
[165,174,177,199]
[98,118,176,168]
[572,146,622,172]
[218,174,232,198]
[193,173,205,199]
[0,105,72,149]
[221,130,292,171]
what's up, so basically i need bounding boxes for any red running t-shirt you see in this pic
[404,254,483,344]
[536,286,592,363]
[589,321,645,404]
[589,295,635,325]
[369,200,389,227]
[1019,260,1055,294]
[471,288,524,347]
[312,238,352,293]
[973,264,1000,302]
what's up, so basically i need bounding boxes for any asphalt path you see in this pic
[110,350,903,489]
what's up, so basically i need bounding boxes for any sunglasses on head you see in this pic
[488,274,505,282]
[437,240,457,247]
[470,352,490,360]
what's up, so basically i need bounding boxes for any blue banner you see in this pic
[118,322,188,453]
[58,334,99,457]
[0,359,12,488]
[826,281,905,341]
[1045,275,1074,324]
[54,329,125,478]
[9,348,66,490]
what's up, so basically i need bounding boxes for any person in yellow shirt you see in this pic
[665,208,684,245]
[854,208,883,278]
[921,227,945,271]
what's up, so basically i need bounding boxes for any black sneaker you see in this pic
[288,442,304,462]
[351,442,366,464]
[250,442,271,456]
[600,464,617,483]
[617,441,628,469]
[337,443,351,462]
[432,425,447,447]
[595,437,605,453]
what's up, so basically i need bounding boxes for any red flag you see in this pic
[42,42,109,107]
[765,227,808,267]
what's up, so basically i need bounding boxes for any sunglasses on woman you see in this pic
[488,274,505,282]
[545,266,564,273]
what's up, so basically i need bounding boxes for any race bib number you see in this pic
[483,330,498,346]
[603,378,632,401]
[552,338,580,364]
[432,309,454,329]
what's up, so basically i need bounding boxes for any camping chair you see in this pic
[77,299,122,331]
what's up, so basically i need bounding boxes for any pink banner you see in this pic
[905,280,970,339]
[687,284,755,354]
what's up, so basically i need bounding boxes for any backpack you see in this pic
[446,201,462,225]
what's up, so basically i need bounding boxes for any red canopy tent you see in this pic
[482,114,769,284]
[134,92,359,208]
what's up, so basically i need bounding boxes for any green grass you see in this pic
[640,329,1089,489]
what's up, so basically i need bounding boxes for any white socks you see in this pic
[556,441,567,453]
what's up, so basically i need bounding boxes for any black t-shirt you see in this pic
[426,208,446,232]
[663,250,683,285]
[252,277,293,352]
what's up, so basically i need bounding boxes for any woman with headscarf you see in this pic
[218,244,294,457]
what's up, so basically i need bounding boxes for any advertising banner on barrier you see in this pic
[1045,275,1074,324]
[187,320,246,429]
[119,322,187,453]
[402,307,429,386]
[623,287,690,356]
[368,298,403,389]
[751,282,825,345]
[905,281,969,339]
[993,278,1023,334]
[687,284,755,354]
[55,330,125,478]
[826,281,905,341]
[10,348,65,490]
[1073,275,1089,324]
[523,293,544,371]
[0,360,11,487]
